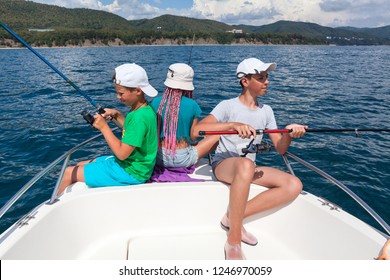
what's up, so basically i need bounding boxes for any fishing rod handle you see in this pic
[199,128,390,136]
[199,129,291,136]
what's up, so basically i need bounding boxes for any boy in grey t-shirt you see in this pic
[195,57,307,260]
[211,97,277,163]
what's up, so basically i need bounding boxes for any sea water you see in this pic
[0,45,389,234]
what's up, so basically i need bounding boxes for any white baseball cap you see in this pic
[164,63,194,91]
[236,58,276,79]
[114,63,158,97]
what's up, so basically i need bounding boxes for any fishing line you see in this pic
[0,21,104,114]
[188,34,195,65]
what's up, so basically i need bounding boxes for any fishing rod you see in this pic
[0,21,104,115]
[188,34,195,65]
[199,128,390,136]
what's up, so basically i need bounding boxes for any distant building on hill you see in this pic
[227,29,243,34]
[28,28,55,32]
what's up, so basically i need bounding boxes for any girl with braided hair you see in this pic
[150,63,218,169]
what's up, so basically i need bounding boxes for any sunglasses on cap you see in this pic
[237,70,269,81]
[237,69,269,79]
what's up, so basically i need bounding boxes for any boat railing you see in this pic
[0,128,118,220]
[0,131,389,237]
[282,152,390,236]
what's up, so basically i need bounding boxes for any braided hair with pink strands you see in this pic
[156,87,193,157]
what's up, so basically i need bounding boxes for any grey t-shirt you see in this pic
[211,97,277,163]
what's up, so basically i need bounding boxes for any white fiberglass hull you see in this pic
[0,160,388,260]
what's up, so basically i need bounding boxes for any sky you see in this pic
[29,0,390,28]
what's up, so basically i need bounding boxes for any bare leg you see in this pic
[57,165,86,195]
[194,135,220,159]
[57,159,94,195]
[214,157,303,259]
[214,157,254,245]
[244,166,302,218]
[76,159,94,166]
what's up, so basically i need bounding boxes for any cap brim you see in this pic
[141,84,158,97]
[265,63,276,72]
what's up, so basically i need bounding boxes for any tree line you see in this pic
[0,29,326,47]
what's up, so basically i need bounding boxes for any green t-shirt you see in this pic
[116,105,157,181]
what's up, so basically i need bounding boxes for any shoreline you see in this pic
[0,43,340,50]
[5,44,389,50]
[0,37,332,49]
[1,38,387,49]
[2,38,388,49]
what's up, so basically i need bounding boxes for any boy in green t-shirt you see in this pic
[58,63,158,195]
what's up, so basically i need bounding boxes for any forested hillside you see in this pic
[1,0,388,47]
[130,15,231,32]
[0,0,134,31]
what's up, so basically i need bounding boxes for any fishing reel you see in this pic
[81,110,95,125]
[81,107,122,129]
[241,139,272,157]
[81,106,106,126]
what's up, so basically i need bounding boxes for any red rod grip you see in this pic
[199,129,291,136]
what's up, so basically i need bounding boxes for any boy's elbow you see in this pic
[191,126,200,137]
[190,130,199,141]
[116,154,128,161]
[116,143,134,161]
[276,146,288,155]
[193,123,209,137]
[116,150,132,161]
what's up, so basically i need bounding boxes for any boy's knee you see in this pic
[231,158,255,182]
[289,176,303,197]
[63,166,72,177]
[236,158,255,173]
[64,166,77,182]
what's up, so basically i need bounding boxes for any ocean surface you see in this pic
[0,45,389,235]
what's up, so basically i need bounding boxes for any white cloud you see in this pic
[318,0,390,27]
[28,0,390,27]
[191,0,390,27]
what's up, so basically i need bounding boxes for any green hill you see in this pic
[235,21,343,37]
[234,20,389,45]
[337,25,390,39]
[0,0,135,31]
[129,14,231,32]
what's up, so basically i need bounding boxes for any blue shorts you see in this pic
[84,156,143,187]
[156,145,198,168]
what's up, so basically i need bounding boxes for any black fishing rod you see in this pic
[188,34,195,65]
[199,128,390,136]
[0,21,104,114]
